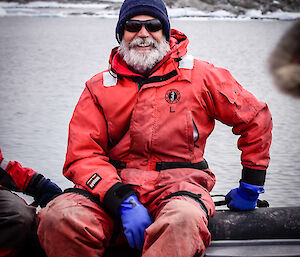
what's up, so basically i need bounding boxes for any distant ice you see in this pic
[168,7,236,19]
[242,9,300,20]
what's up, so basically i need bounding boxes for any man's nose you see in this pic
[137,25,150,37]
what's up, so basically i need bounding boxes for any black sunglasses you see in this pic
[124,19,163,33]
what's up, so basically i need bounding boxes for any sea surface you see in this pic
[0,17,299,207]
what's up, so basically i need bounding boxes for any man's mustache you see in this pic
[129,37,158,49]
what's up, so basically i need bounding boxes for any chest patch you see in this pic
[165,89,181,104]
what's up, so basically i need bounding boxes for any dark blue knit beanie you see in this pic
[116,0,170,43]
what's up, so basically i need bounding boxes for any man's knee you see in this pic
[38,193,94,240]
[143,198,211,257]
[158,199,210,240]
[38,193,114,257]
[164,198,210,243]
[159,198,208,227]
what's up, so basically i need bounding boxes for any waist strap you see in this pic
[64,188,104,208]
[110,159,209,171]
[156,160,209,171]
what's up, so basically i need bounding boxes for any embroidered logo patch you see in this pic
[86,173,102,190]
[165,89,181,104]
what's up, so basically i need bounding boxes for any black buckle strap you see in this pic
[133,69,178,88]
[156,160,209,171]
[162,191,209,220]
[64,188,104,208]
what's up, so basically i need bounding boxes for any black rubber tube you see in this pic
[208,206,300,240]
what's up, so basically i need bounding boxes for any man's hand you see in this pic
[32,177,62,207]
[118,194,152,250]
[0,149,62,206]
[225,182,264,211]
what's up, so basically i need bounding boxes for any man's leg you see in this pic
[0,189,37,257]
[142,197,211,257]
[38,192,115,257]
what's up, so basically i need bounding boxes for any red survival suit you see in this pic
[38,29,272,257]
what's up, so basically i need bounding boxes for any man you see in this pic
[38,0,272,256]
[0,149,62,257]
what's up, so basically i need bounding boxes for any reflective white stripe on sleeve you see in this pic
[178,54,194,70]
[103,71,117,87]
[0,159,9,170]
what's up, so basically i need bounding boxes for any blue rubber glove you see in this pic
[117,194,152,250]
[225,182,264,211]
[34,178,62,207]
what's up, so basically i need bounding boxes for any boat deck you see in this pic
[204,239,300,257]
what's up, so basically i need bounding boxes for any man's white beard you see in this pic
[119,36,170,75]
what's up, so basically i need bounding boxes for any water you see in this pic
[0,17,299,207]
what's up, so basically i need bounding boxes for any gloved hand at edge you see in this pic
[0,149,62,206]
[225,182,265,211]
[117,194,152,250]
[26,174,62,207]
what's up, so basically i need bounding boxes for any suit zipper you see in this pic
[136,81,142,90]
